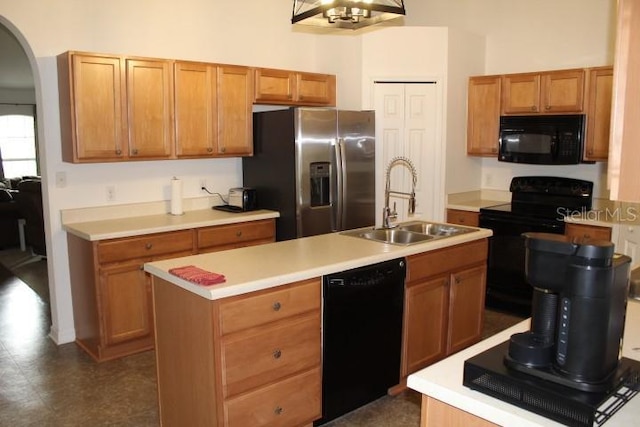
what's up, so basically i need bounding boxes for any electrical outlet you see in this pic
[106,186,116,201]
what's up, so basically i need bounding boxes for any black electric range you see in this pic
[479,176,594,317]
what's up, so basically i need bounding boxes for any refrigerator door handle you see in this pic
[334,138,346,231]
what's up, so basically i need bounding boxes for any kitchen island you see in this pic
[144,224,492,427]
[407,299,640,426]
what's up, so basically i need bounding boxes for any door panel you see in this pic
[374,82,442,224]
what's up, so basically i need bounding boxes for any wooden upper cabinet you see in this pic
[467,75,501,156]
[59,50,336,163]
[608,0,640,202]
[126,58,174,159]
[58,52,174,162]
[174,61,217,157]
[58,52,127,162]
[296,72,336,106]
[254,68,336,106]
[502,69,585,114]
[217,65,254,156]
[254,68,295,104]
[501,72,540,114]
[584,66,613,161]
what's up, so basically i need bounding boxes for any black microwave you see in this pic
[498,114,585,164]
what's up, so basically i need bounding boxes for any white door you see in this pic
[617,224,640,269]
[374,82,443,225]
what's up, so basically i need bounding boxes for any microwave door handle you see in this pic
[550,133,559,159]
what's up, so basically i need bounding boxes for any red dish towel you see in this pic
[168,265,226,286]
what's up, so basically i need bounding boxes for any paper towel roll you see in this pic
[170,177,183,215]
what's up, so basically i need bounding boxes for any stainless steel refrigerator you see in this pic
[243,107,376,241]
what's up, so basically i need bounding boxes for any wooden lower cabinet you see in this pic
[402,239,488,379]
[153,277,322,427]
[421,396,498,427]
[197,219,276,253]
[446,209,479,227]
[67,219,275,362]
[99,262,153,347]
[564,222,612,241]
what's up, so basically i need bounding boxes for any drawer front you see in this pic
[197,219,275,250]
[446,209,479,227]
[98,230,194,264]
[407,239,488,284]
[224,367,321,427]
[222,312,320,397]
[219,278,320,335]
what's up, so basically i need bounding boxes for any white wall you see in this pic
[0,0,616,343]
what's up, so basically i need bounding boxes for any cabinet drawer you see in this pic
[97,230,194,264]
[224,367,321,427]
[219,278,320,335]
[565,222,612,241]
[222,312,320,397]
[446,209,479,227]
[196,219,275,251]
[407,239,488,284]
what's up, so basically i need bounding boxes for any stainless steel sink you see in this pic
[354,228,435,245]
[340,221,476,246]
[398,221,475,237]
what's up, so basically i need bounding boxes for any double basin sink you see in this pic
[340,220,476,246]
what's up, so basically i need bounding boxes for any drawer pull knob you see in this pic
[274,406,283,415]
[145,243,153,250]
[273,301,281,311]
[455,276,461,284]
[273,349,282,359]
[236,231,242,237]
[584,234,591,239]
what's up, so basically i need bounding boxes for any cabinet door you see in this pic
[502,73,541,114]
[584,67,613,161]
[447,264,486,354]
[402,276,448,377]
[174,61,217,157]
[254,68,295,104]
[126,58,174,159]
[216,65,254,156]
[564,222,612,241]
[99,262,153,346]
[467,76,501,156]
[61,53,126,161]
[296,72,336,106]
[541,69,585,113]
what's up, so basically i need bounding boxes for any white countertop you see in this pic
[144,226,492,301]
[407,299,640,426]
[62,208,280,241]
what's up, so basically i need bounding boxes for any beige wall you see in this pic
[0,0,616,343]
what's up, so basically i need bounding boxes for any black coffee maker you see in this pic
[505,232,631,392]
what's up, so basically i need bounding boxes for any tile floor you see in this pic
[0,261,524,426]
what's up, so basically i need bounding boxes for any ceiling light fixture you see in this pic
[292,0,406,30]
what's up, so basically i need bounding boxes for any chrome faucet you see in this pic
[382,156,418,228]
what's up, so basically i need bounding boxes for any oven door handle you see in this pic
[479,215,565,233]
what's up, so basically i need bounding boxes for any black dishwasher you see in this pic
[315,258,406,426]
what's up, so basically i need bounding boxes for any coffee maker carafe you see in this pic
[505,232,631,392]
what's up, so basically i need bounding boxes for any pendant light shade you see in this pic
[292,0,406,30]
